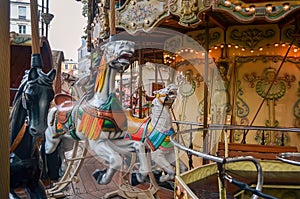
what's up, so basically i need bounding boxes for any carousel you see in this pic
[7,0,300,199]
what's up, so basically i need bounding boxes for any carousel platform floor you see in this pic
[60,150,174,199]
[15,149,174,199]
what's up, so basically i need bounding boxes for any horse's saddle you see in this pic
[125,110,150,134]
[54,93,76,124]
[80,92,128,134]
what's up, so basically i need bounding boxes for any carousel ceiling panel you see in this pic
[116,0,170,34]
[163,28,225,53]
[226,24,280,49]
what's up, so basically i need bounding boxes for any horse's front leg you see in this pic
[90,139,122,185]
[151,149,175,182]
[112,139,150,183]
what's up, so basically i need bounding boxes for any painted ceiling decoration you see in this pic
[114,0,300,34]
[116,0,169,34]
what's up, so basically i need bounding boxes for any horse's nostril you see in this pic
[30,128,37,133]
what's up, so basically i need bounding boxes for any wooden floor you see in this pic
[62,150,174,198]
[15,149,174,198]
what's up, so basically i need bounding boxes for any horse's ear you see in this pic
[48,69,56,81]
[28,68,39,81]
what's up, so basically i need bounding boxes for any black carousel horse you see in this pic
[10,67,56,199]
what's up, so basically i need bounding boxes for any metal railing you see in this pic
[170,123,300,199]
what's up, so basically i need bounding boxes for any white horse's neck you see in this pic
[150,98,172,132]
[89,61,117,107]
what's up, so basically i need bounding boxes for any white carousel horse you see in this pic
[125,84,187,182]
[44,40,150,185]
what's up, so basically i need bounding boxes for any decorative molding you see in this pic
[231,28,275,48]
[186,27,224,49]
[282,25,300,48]
[169,0,209,27]
[228,25,277,49]
[116,0,169,34]
[235,80,249,119]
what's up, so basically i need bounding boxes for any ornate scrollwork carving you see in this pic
[169,0,178,13]
[193,31,221,47]
[293,82,300,127]
[179,0,199,26]
[235,80,249,118]
[244,67,295,100]
[97,0,110,40]
[230,28,275,48]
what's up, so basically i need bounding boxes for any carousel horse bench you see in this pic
[54,93,76,124]
[217,142,298,160]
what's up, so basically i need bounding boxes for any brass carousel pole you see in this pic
[30,0,43,68]
[0,0,10,196]
[138,48,143,118]
[203,13,209,165]
[109,0,123,103]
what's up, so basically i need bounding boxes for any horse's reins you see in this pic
[10,117,29,154]
[10,91,31,154]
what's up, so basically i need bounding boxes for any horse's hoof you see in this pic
[130,172,139,186]
[152,169,162,183]
[130,172,148,186]
[159,173,175,182]
[92,169,107,184]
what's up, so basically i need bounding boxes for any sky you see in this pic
[48,0,86,61]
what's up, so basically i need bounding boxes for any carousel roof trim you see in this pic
[111,0,300,35]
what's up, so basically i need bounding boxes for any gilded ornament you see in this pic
[97,0,110,40]
[179,0,199,26]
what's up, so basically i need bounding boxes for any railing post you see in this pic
[261,130,265,145]
[281,131,285,146]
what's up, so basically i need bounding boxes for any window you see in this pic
[19,6,26,20]
[73,64,77,70]
[18,25,26,34]
[65,64,68,70]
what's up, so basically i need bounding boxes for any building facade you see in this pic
[77,38,91,77]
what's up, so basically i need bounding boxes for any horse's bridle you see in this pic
[10,116,29,154]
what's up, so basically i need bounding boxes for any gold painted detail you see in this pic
[244,67,295,100]
[97,0,110,40]
[95,62,107,93]
[179,0,199,26]
[169,0,178,13]
[116,0,169,34]
[230,28,275,48]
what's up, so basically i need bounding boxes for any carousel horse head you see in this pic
[152,83,178,108]
[17,67,56,136]
[101,40,135,72]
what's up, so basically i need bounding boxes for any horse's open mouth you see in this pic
[118,51,133,64]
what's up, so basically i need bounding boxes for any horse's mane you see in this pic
[12,70,29,106]
[85,56,101,100]
[12,69,55,105]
